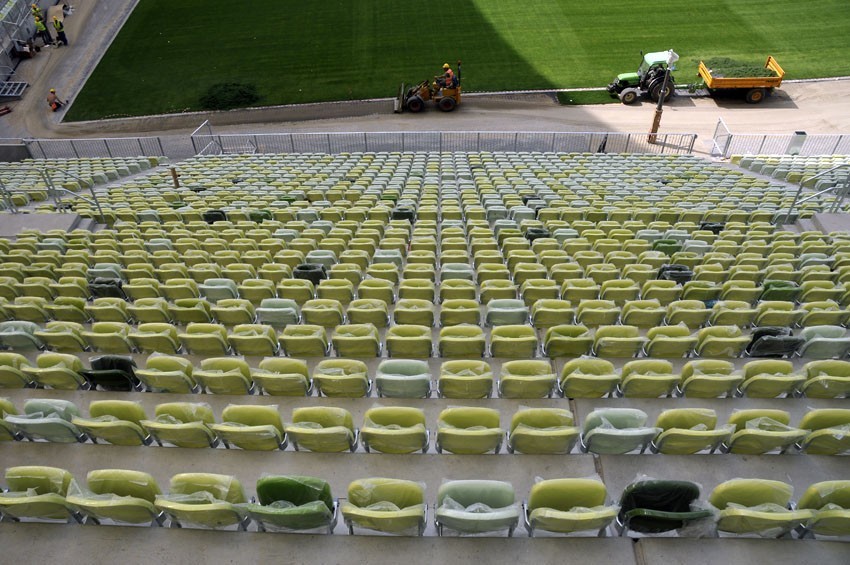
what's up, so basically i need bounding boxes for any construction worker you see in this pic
[31,3,42,20]
[33,16,52,46]
[52,16,67,46]
[437,63,455,89]
[46,88,66,112]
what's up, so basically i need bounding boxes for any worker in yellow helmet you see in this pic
[31,3,42,20]
[437,63,455,89]
[46,88,66,112]
[33,15,52,46]
[52,16,68,46]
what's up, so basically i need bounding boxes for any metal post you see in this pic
[69,139,79,158]
[103,139,112,158]
[648,71,671,144]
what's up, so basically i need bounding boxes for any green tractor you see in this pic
[607,51,677,105]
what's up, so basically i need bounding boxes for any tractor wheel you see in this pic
[438,96,457,112]
[619,89,639,105]
[745,88,766,104]
[650,81,673,103]
[407,96,424,113]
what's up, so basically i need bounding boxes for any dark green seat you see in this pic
[617,479,712,535]
[244,475,335,533]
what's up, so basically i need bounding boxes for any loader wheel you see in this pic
[620,89,638,105]
[438,97,457,112]
[407,96,424,113]
[745,88,765,104]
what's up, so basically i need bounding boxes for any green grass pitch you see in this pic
[66,0,850,121]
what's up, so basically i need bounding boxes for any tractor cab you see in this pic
[607,50,677,104]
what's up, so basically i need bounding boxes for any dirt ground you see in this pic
[1,0,849,157]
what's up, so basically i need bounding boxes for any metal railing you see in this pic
[0,177,18,212]
[712,118,850,158]
[25,136,166,159]
[0,166,106,223]
[781,164,850,223]
[190,129,698,156]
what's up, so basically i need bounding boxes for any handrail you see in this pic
[782,163,850,224]
[0,166,106,224]
[0,177,18,213]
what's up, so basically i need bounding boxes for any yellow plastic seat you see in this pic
[394,299,435,327]
[341,478,426,535]
[276,278,315,305]
[128,323,180,354]
[0,466,76,522]
[437,360,493,399]
[210,298,256,326]
[360,407,428,454]
[155,473,247,529]
[651,408,730,454]
[193,357,254,395]
[619,359,677,398]
[301,298,345,327]
[530,299,574,328]
[436,407,502,454]
[178,323,230,355]
[439,279,476,301]
[71,400,150,446]
[168,298,213,324]
[227,323,279,356]
[641,279,682,305]
[754,301,803,327]
[709,300,757,327]
[490,325,538,358]
[620,299,665,328]
[678,359,741,398]
[710,479,812,537]
[285,406,356,452]
[0,352,33,387]
[575,299,620,327]
[313,359,370,397]
[66,469,162,525]
[135,355,197,393]
[22,352,85,390]
[209,404,286,451]
[800,360,850,398]
[34,321,88,352]
[385,324,432,358]
[44,296,89,323]
[279,324,328,357]
[346,298,389,327]
[332,323,380,357]
[508,408,579,454]
[797,481,850,537]
[439,299,481,326]
[525,479,617,536]
[665,300,711,328]
[398,279,436,302]
[141,402,218,448]
[81,322,135,353]
[251,358,310,396]
[798,409,850,455]
[593,325,646,358]
[739,359,804,398]
[643,324,696,358]
[498,360,555,398]
[438,325,485,358]
[695,325,750,358]
[725,409,806,454]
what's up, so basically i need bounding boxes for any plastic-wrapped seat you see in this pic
[797,409,850,455]
[0,320,44,350]
[344,299,388,328]
[508,408,579,455]
[621,299,665,328]
[665,300,711,328]
[651,408,730,454]
[760,280,800,302]
[313,359,370,397]
[739,359,803,398]
[126,297,171,324]
[438,325,486,357]
[437,360,492,399]
[561,279,600,302]
[376,359,430,398]
[581,408,659,455]
[559,358,618,398]
[385,325,432,358]
[754,301,803,327]
[439,299,480,326]
[800,360,850,398]
[543,325,593,357]
[208,404,285,451]
[641,279,682,305]
[398,279,436,302]
[525,478,617,537]
[85,297,131,323]
[644,325,696,358]
[480,279,517,303]
[22,352,85,390]
[576,299,619,327]
[256,298,299,327]
[193,357,254,395]
[155,473,247,529]
[251,358,310,396]
[490,325,537,358]
[436,480,519,536]
[0,352,33,388]
[71,400,149,446]
[695,326,749,358]
[593,325,646,358]
[616,480,712,536]
[332,323,381,357]
[498,359,555,398]
[279,324,328,357]
[129,323,180,354]
[66,469,162,526]
[243,475,336,533]
[135,355,197,393]
[45,296,89,323]
[34,321,88,352]
[227,324,278,356]
[710,479,812,537]
[5,399,85,443]
[724,409,806,454]
[797,481,850,537]
[178,323,230,355]
[439,279,476,301]
[485,299,529,326]
[80,355,139,391]
[360,407,429,454]
[0,466,76,522]
[436,407,502,454]
[746,327,804,358]
[285,406,356,452]
[709,300,757,327]
[198,278,239,303]
[619,360,676,398]
[678,359,741,398]
[277,278,315,305]
[530,299,574,328]
[141,402,218,448]
[210,298,256,326]
[81,322,135,354]
[342,478,426,535]
[799,300,850,327]
[168,298,213,324]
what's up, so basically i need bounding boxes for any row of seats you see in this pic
[2,398,848,456]
[733,154,850,186]
[4,349,850,400]
[2,465,847,538]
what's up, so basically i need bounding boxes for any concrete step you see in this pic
[795,218,819,234]
[811,212,850,235]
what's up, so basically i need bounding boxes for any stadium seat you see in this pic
[375,359,431,398]
[619,360,677,398]
[593,325,646,358]
[385,324,432,358]
[285,406,356,452]
[644,325,697,358]
[581,408,659,454]
[243,475,336,533]
[435,480,519,536]
[525,478,617,537]
[695,326,750,358]
[436,407,502,454]
[178,323,230,355]
[710,479,812,537]
[724,409,806,454]
[34,321,88,352]
[279,324,328,356]
[799,360,850,398]
[360,406,429,454]
[0,466,76,522]
[71,400,149,446]
[342,478,426,535]
[256,298,300,327]
[438,325,485,358]
[209,404,286,451]
[22,352,86,390]
[332,323,381,357]
[490,325,537,358]
[0,352,33,388]
[251,358,310,396]
[155,473,247,529]
[0,320,44,350]
[739,359,804,398]
[141,402,218,448]
[507,408,579,455]
[678,359,741,398]
[193,357,254,395]
[797,409,850,455]
[129,323,181,354]
[66,469,163,526]
[135,355,197,394]
[616,480,712,536]
[651,408,730,454]
[797,481,850,537]
[559,358,619,398]
[498,359,556,398]
[313,359,370,397]
[5,398,85,443]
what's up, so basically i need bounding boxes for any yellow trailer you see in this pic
[697,56,785,103]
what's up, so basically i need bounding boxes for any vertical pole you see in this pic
[70,139,79,158]
[104,139,112,158]
[647,65,671,144]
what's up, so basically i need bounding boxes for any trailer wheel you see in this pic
[438,97,457,112]
[407,96,424,113]
[619,89,639,105]
[745,88,766,104]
